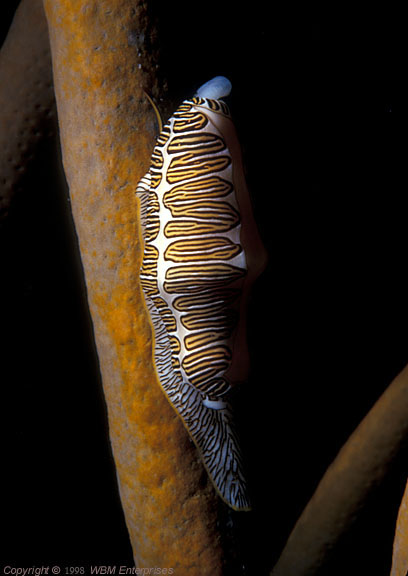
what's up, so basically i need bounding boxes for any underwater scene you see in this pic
[0,2,405,575]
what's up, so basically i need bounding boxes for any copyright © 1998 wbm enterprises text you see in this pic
[2,568,174,576]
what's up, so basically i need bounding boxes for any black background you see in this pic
[1,2,407,575]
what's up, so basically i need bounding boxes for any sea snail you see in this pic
[137,76,267,510]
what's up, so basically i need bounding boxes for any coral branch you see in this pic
[0,0,55,222]
[42,0,224,571]
[390,478,408,576]
[271,364,408,576]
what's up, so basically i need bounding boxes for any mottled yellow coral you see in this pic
[43,0,224,572]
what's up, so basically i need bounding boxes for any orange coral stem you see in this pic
[42,0,223,572]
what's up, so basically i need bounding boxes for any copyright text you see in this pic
[2,569,174,576]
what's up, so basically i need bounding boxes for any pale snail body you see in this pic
[137,77,266,510]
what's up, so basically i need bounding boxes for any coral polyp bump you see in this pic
[137,76,266,510]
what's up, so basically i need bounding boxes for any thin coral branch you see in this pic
[271,364,408,576]
[390,478,408,576]
[0,0,55,223]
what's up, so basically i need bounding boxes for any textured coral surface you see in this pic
[43,1,223,571]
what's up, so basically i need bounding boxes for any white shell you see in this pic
[195,75,232,99]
